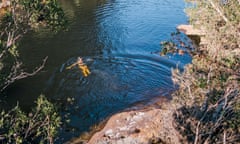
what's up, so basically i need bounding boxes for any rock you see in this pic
[104,129,113,137]
[85,102,182,144]
[177,24,205,36]
[177,24,207,46]
[178,49,185,55]
[119,126,128,131]
[0,0,10,9]
[69,98,182,144]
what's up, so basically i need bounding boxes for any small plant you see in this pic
[160,31,193,56]
[0,95,61,144]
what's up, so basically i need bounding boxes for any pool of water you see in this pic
[1,0,191,142]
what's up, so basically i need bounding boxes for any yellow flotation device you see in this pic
[66,57,91,77]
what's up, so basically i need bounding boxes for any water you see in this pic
[1,0,191,142]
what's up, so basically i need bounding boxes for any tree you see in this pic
[0,95,61,144]
[0,0,66,91]
[172,0,240,143]
[0,1,66,143]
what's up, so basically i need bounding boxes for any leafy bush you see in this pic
[0,0,67,91]
[0,95,61,144]
[172,0,240,143]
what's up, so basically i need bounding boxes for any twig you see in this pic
[46,115,53,144]
[207,67,212,86]
[24,106,41,139]
[0,50,7,59]
[0,135,5,140]
[188,85,193,100]
[208,0,229,22]
[223,130,226,144]
[194,121,201,144]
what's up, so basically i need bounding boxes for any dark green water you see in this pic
[1,0,191,142]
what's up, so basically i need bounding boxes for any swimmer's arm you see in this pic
[66,62,78,69]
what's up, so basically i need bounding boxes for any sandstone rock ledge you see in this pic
[71,102,181,144]
[0,0,10,9]
[177,25,205,36]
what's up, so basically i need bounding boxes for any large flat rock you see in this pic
[69,100,181,144]
[177,24,205,36]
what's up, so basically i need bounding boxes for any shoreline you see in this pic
[68,95,180,144]
[66,25,200,143]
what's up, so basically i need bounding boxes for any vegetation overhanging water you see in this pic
[1,0,192,142]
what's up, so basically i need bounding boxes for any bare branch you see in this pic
[194,121,200,144]
[223,130,226,144]
[208,0,229,22]
[1,56,48,91]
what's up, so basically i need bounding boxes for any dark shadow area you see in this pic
[173,88,240,143]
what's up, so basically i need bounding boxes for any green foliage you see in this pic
[8,45,19,57]
[0,2,66,141]
[172,0,240,143]
[0,95,61,144]
[197,78,207,88]
[185,0,240,60]
[160,32,193,56]
[19,0,67,31]
[0,0,67,91]
[207,89,223,104]
[0,1,64,143]
[229,101,240,130]
[160,41,176,55]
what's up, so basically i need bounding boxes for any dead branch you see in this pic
[194,121,200,144]
[46,115,53,144]
[1,56,48,91]
[223,130,226,144]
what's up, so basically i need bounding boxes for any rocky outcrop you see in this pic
[70,100,181,144]
[0,0,10,18]
[177,24,207,46]
[89,109,180,144]
[177,25,205,36]
[0,0,10,9]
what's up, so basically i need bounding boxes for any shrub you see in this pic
[0,95,61,144]
[172,0,240,143]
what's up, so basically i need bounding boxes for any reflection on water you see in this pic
[2,0,191,142]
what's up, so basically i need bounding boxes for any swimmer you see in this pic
[66,57,91,77]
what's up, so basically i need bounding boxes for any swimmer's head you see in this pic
[77,57,83,63]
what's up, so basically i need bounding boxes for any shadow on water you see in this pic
[1,0,191,142]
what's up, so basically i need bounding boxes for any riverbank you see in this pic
[170,1,240,143]
[69,97,182,144]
